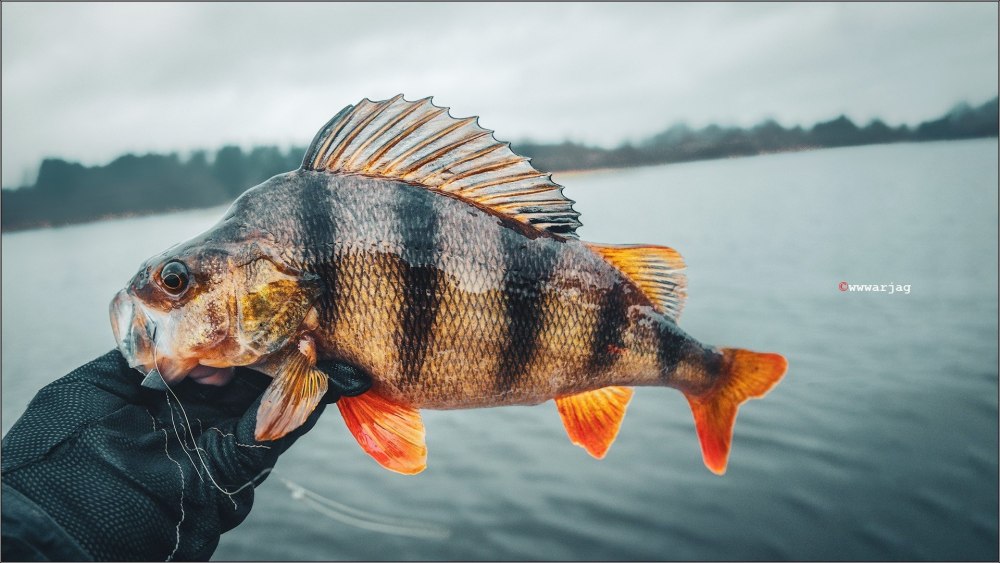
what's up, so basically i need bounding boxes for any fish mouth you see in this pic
[110,290,235,387]
[110,289,157,376]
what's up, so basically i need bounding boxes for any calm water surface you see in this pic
[2,140,997,560]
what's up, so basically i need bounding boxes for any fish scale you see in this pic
[243,174,666,407]
[111,95,787,476]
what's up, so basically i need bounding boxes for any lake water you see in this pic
[2,140,997,561]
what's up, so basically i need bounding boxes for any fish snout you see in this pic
[110,289,234,388]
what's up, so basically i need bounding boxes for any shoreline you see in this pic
[2,136,996,234]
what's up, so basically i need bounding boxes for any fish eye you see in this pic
[159,261,189,294]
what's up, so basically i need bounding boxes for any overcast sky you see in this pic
[2,2,997,186]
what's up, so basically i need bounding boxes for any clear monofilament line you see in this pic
[277,475,451,540]
[145,354,448,540]
[150,349,241,508]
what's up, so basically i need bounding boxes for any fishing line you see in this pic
[151,346,241,508]
[198,418,271,450]
[243,468,450,540]
[160,427,185,562]
[148,351,447,540]
[148,327,208,479]
[161,388,204,482]
[145,407,186,561]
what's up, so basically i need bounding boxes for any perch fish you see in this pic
[110,95,788,475]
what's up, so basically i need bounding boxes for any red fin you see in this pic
[338,392,427,475]
[255,345,328,442]
[555,386,634,459]
[686,348,787,475]
[585,243,687,321]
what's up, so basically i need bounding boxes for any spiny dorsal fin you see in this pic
[586,243,687,321]
[301,95,582,237]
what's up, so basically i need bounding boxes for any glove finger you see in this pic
[31,351,151,418]
[198,389,329,487]
[187,414,263,534]
[172,367,273,416]
[316,361,372,399]
[3,351,151,472]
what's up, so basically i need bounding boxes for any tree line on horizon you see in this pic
[2,96,997,231]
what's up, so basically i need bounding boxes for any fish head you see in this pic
[111,224,322,387]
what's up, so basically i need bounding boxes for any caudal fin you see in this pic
[685,348,787,475]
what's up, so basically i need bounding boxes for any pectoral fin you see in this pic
[254,337,329,441]
[555,386,634,459]
[337,392,427,475]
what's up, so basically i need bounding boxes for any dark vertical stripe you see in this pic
[657,321,723,396]
[655,320,707,385]
[397,190,443,384]
[701,346,725,382]
[586,282,630,374]
[496,234,560,393]
[656,328,677,382]
[296,178,339,336]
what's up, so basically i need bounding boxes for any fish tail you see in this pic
[684,348,787,475]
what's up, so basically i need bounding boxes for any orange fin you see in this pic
[586,243,687,321]
[254,339,328,442]
[338,392,427,475]
[686,348,787,475]
[555,386,634,459]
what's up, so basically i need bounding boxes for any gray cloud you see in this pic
[2,2,997,186]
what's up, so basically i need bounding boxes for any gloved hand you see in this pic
[1,350,370,562]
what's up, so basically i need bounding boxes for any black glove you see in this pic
[1,350,370,561]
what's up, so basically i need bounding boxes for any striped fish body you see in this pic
[232,171,718,410]
[112,95,786,476]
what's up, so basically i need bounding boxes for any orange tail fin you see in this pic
[685,348,787,475]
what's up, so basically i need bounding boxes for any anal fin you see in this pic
[338,392,427,475]
[555,386,634,459]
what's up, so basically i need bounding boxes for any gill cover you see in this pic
[235,256,323,357]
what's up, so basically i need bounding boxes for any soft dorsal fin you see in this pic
[586,243,687,321]
[555,386,634,459]
[301,95,582,237]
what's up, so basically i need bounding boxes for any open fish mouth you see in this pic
[110,290,236,388]
[110,289,157,375]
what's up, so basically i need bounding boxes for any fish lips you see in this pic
[110,289,157,376]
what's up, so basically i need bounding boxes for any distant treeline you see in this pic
[2,96,997,231]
